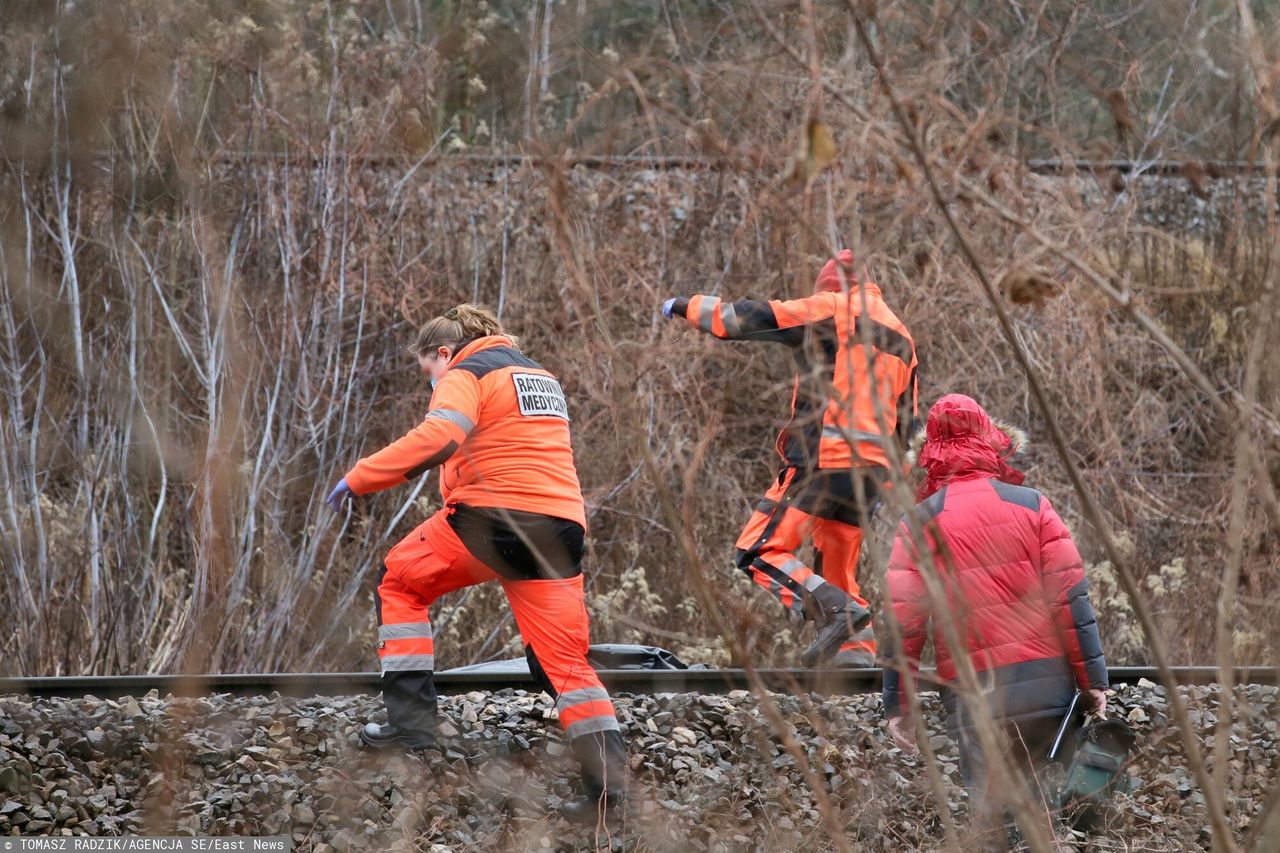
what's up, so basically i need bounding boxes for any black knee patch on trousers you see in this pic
[525,644,558,698]
[373,564,388,624]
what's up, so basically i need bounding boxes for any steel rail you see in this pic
[1,666,1274,700]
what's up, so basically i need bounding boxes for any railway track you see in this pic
[2,666,1275,700]
[143,150,1277,178]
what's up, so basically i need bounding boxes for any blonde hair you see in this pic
[410,303,515,356]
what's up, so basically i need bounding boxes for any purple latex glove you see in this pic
[326,478,353,512]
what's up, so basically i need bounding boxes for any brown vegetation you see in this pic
[3,0,1276,678]
[2,1,1279,850]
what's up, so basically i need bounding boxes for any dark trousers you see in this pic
[952,713,1066,847]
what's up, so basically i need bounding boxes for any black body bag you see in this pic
[1058,717,1137,831]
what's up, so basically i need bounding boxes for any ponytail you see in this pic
[410,303,517,356]
[445,304,505,340]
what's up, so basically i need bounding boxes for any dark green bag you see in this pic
[1058,717,1136,831]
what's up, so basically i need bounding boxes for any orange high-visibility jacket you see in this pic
[344,336,586,526]
[671,285,918,470]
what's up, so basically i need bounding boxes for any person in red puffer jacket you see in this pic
[881,394,1108,835]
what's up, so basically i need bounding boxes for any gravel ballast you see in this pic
[0,682,1276,851]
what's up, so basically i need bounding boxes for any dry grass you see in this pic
[1,2,1279,847]
[0,0,1273,666]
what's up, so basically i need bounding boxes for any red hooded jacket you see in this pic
[882,395,1107,723]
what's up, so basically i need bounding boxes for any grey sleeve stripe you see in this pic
[379,654,436,672]
[720,303,742,338]
[698,299,717,333]
[555,686,612,710]
[426,408,476,433]
[1066,578,1108,687]
[379,622,434,640]
[564,715,621,739]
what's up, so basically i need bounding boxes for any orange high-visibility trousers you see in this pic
[734,467,883,658]
[376,506,621,745]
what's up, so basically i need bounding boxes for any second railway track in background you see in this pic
[2,666,1275,701]
[175,151,1277,179]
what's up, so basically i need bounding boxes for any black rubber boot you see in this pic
[359,721,438,750]
[561,790,627,825]
[361,669,439,751]
[802,601,873,667]
[561,728,630,824]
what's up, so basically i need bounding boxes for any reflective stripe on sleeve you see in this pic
[698,298,717,333]
[425,408,476,434]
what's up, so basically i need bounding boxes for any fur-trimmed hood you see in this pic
[908,417,1027,464]
[912,395,1029,501]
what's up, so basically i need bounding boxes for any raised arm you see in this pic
[666,292,838,345]
[344,371,482,495]
[1039,498,1108,692]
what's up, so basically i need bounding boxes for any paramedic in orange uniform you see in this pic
[662,250,919,667]
[326,304,626,821]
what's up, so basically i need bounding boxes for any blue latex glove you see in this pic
[326,478,353,512]
[661,297,677,319]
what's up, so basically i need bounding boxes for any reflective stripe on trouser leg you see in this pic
[557,686,621,739]
[375,511,508,734]
[501,575,624,782]
[766,555,850,620]
[735,481,851,621]
[734,471,834,619]
[378,621,435,672]
[740,554,807,616]
[375,564,438,732]
[556,680,625,799]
